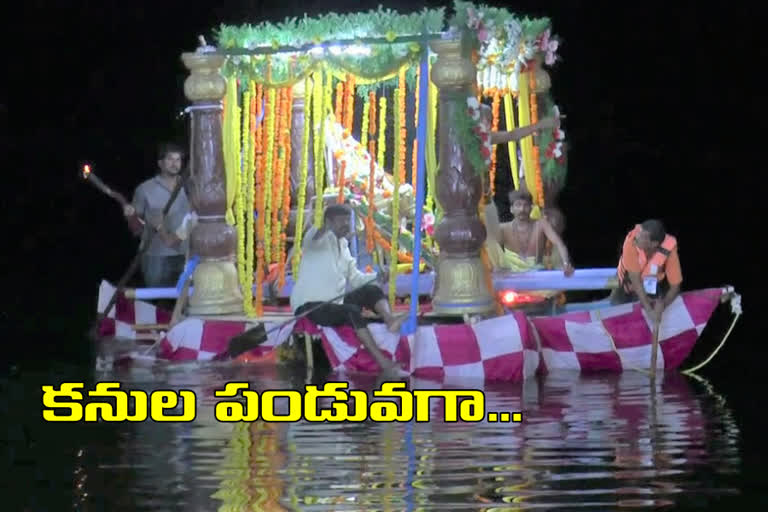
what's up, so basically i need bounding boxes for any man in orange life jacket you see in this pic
[609,219,682,322]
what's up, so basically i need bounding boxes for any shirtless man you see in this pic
[486,190,574,276]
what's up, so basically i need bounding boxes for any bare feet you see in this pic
[386,313,409,334]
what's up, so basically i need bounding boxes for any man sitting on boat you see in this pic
[484,190,575,276]
[290,204,407,377]
[609,220,682,321]
[122,142,192,287]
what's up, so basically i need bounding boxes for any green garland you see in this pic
[450,98,488,176]
[535,93,567,185]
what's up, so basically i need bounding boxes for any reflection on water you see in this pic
[49,364,743,510]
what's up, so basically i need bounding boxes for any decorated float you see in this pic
[95,2,741,381]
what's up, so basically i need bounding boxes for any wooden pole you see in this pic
[650,313,661,379]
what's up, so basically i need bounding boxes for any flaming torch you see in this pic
[81,164,145,232]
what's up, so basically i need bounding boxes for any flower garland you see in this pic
[278,86,293,289]
[312,68,325,228]
[377,96,387,173]
[292,75,313,279]
[271,88,285,263]
[236,86,250,309]
[263,87,277,260]
[411,64,420,191]
[367,91,377,253]
[388,90,401,307]
[452,96,490,175]
[360,94,370,153]
[396,67,407,185]
[503,90,520,190]
[529,69,545,207]
[489,90,501,195]
[223,77,241,226]
[343,74,355,136]
[243,83,257,316]
[425,75,439,227]
[254,83,266,317]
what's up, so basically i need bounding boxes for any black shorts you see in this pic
[294,284,386,330]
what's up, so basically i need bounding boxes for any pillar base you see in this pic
[432,255,495,316]
[187,260,244,316]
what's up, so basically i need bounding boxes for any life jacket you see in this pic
[617,224,677,293]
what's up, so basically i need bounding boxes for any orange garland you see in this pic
[411,64,420,190]
[278,87,293,290]
[529,69,545,207]
[372,228,423,265]
[490,90,501,196]
[271,88,285,264]
[343,74,355,135]
[254,84,266,317]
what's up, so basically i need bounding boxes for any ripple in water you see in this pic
[68,365,740,511]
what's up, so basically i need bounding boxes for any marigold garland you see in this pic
[529,68,545,207]
[377,96,387,173]
[503,91,519,190]
[425,75,439,226]
[278,86,294,289]
[312,69,325,228]
[236,86,250,309]
[396,67,407,185]
[254,83,266,317]
[411,64,420,191]
[292,75,312,279]
[313,71,332,227]
[367,139,376,252]
[243,82,257,316]
[271,88,285,264]
[263,87,277,260]
[360,96,370,152]
[490,90,501,196]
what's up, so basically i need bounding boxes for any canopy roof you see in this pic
[213,1,560,92]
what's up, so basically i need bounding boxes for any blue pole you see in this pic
[401,44,429,336]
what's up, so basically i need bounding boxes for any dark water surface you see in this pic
[4,353,765,512]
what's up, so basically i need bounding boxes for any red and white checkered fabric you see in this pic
[97,281,171,339]
[528,288,723,373]
[96,282,726,382]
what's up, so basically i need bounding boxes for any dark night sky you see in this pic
[4,1,762,361]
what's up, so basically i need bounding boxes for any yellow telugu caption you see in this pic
[41,382,523,423]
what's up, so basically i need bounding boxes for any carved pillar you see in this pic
[181,48,243,315]
[430,37,495,316]
[287,80,314,238]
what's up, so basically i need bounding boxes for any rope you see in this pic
[682,312,741,375]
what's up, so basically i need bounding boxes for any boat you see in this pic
[93,2,741,381]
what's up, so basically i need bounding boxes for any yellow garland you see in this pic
[244,82,256,316]
[236,87,250,305]
[360,98,370,153]
[388,90,400,308]
[223,77,241,226]
[314,69,332,227]
[426,75,440,224]
[263,88,277,259]
[377,96,387,172]
[516,72,540,219]
[292,75,312,278]
[503,91,519,190]
[312,68,324,228]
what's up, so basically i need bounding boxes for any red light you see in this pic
[501,290,518,304]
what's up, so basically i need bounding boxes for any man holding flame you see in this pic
[122,142,195,287]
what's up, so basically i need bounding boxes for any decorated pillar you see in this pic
[181,46,244,315]
[429,37,495,316]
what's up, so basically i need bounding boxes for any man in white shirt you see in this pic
[290,204,407,377]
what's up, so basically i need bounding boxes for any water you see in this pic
[5,356,762,512]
